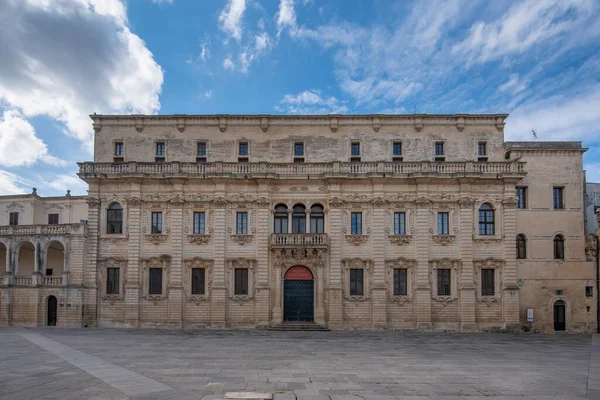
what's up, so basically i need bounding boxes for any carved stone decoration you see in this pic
[126,196,143,207]
[459,196,476,208]
[142,255,170,303]
[477,297,499,306]
[342,258,372,301]
[329,116,338,132]
[495,117,505,132]
[415,196,430,207]
[272,248,327,272]
[388,235,412,245]
[134,117,144,132]
[100,294,122,305]
[43,204,63,213]
[389,296,412,305]
[188,234,211,244]
[385,257,417,302]
[456,116,465,132]
[502,196,518,207]
[328,197,344,208]
[92,121,102,132]
[345,235,369,245]
[212,197,228,206]
[259,116,269,132]
[144,294,166,303]
[429,258,460,302]
[183,257,212,304]
[230,295,253,305]
[218,117,227,132]
[472,236,503,244]
[230,234,254,245]
[433,296,455,305]
[98,257,127,304]
[432,235,456,245]
[169,195,185,205]
[86,197,101,208]
[101,236,129,243]
[256,197,270,207]
[176,117,185,132]
[345,296,369,303]
[372,197,387,207]
[145,234,169,245]
[414,116,424,132]
[372,117,382,132]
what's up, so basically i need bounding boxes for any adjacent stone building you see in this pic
[0,114,596,332]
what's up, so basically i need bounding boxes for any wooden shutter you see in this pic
[191,268,206,295]
[149,268,162,294]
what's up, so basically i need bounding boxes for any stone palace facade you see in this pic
[1,114,598,332]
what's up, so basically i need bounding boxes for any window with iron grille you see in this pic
[478,142,487,156]
[553,187,564,209]
[236,212,248,234]
[155,142,165,156]
[149,268,162,295]
[351,142,360,156]
[393,142,402,156]
[393,268,407,296]
[191,268,206,295]
[107,268,120,295]
[481,269,495,296]
[351,212,362,235]
[193,212,205,234]
[478,203,495,235]
[394,212,406,235]
[197,142,207,156]
[437,212,449,235]
[151,212,162,234]
[554,235,565,259]
[294,142,304,156]
[9,212,18,226]
[48,213,59,225]
[114,142,124,156]
[239,142,249,156]
[435,142,444,156]
[349,268,364,296]
[234,268,248,295]
[107,203,123,234]
[516,234,527,259]
[516,187,527,209]
[437,269,451,296]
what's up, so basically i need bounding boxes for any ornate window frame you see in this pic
[429,258,460,304]
[186,205,212,244]
[472,199,503,243]
[99,198,128,240]
[183,257,213,304]
[386,257,416,305]
[142,202,169,244]
[142,256,170,302]
[99,257,126,304]
[228,205,255,244]
[387,208,412,245]
[343,206,370,245]
[430,203,457,245]
[473,258,503,306]
[226,258,257,303]
[342,258,372,302]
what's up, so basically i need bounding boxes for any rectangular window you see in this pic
[586,286,594,297]
[351,142,360,156]
[553,187,564,209]
[478,142,487,156]
[437,212,449,235]
[437,269,451,296]
[351,212,362,235]
[46,269,53,276]
[294,142,304,156]
[516,187,527,209]
[393,268,407,296]
[197,142,207,156]
[151,212,162,234]
[239,142,249,156]
[114,142,124,156]
[393,141,402,156]
[481,269,495,296]
[107,267,120,295]
[9,212,18,226]
[394,212,406,235]
[191,268,206,295]
[349,268,364,296]
[155,142,165,156]
[234,268,249,295]
[48,213,59,225]
[236,212,248,234]
[149,268,162,295]
[193,212,205,234]
[435,142,444,156]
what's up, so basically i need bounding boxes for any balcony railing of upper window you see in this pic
[0,223,86,236]
[78,160,526,179]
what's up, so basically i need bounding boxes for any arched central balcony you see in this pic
[270,203,329,249]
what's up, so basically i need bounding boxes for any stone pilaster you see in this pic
[415,195,432,329]
[167,193,184,327]
[125,194,142,328]
[502,194,520,330]
[371,195,387,329]
[327,192,343,329]
[254,194,271,327]
[458,195,476,330]
[83,194,101,326]
[210,194,227,328]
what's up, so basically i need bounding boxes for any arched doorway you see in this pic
[553,300,566,331]
[284,266,314,322]
[47,296,57,326]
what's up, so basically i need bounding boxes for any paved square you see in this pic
[0,328,598,400]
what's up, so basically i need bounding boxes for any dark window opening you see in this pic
[586,286,593,297]
[151,212,162,234]
[351,212,362,235]
[193,212,205,234]
[553,187,564,209]
[478,142,487,156]
[554,235,565,260]
[115,142,124,156]
[197,142,207,156]
[234,268,248,295]
[516,187,527,209]
[516,234,527,259]
[236,212,248,234]
[292,204,306,234]
[294,142,304,156]
[46,269,53,276]
[274,204,288,234]
[478,203,495,235]
[107,203,123,234]
[155,142,165,156]
[351,142,360,156]
[350,269,364,296]
[481,268,495,296]
[394,212,406,235]
[393,142,402,155]
[437,269,451,296]
[437,212,449,235]
[393,268,407,296]
[435,142,444,156]
[107,267,120,295]
[48,213,59,225]
[310,204,325,233]
[239,142,249,156]
[191,268,206,295]
[9,212,18,226]
[149,268,162,295]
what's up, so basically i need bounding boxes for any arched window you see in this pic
[292,204,306,233]
[553,234,565,260]
[478,203,495,236]
[107,203,123,234]
[310,204,324,233]
[273,204,288,234]
[516,234,526,259]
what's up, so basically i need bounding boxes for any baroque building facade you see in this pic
[0,114,597,332]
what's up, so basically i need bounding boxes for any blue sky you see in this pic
[1,0,599,196]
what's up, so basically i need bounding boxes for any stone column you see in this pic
[32,239,42,286]
[287,209,293,233]
[502,194,520,331]
[83,194,101,326]
[254,195,271,327]
[124,194,143,328]
[415,195,432,329]
[371,195,388,329]
[272,252,282,324]
[167,192,184,327]
[327,194,344,330]
[305,209,311,233]
[458,196,476,330]
[210,195,228,328]
[315,249,326,324]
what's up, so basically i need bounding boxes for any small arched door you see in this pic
[553,300,566,331]
[47,296,57,326]
[284,266,314,322]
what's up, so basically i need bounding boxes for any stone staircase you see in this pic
[267,322,330,331]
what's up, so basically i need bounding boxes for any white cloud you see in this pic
[255,32,272,52]
[219,0,246,41]
[152,0,174,3]
[204,90,213,99]
[498,74,528,94]
[277,0,297,36]
[0,170,29,195]
[585,162,600,184]
[452,0,595,64]
[278,90,348,114]
[0,110,66,167]
[238,51,255,73]
[223,57,235,71]
[0,0,164,153]
[45,174,88,194]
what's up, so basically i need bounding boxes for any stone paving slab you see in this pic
[0,328,597,399]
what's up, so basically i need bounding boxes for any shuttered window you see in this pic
[481,269,495,296]
[191,268,205,295]
[9,212,18,226]
[234,268,248,295]
[349,269,364,296]
[437,269,451,296]
[106,268,120,295]
[48,213,59,225]
[393,268,407,296]
[149,268,162,295]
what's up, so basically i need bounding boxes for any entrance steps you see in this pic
[267,322,330,331]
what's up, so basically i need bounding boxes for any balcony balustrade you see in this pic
[270,233,329,248]
[14,276,33,286]
[78,160,526,180]
[42,276,63,286]
[0,223,85,237]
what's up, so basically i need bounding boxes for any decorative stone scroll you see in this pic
[188,234,211,245]
[345,235,369,245]
[230,234,254,245]
[432,235,456,245]
[86,197,101,208]
[388,235,412,245]
[145,234,168,245]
